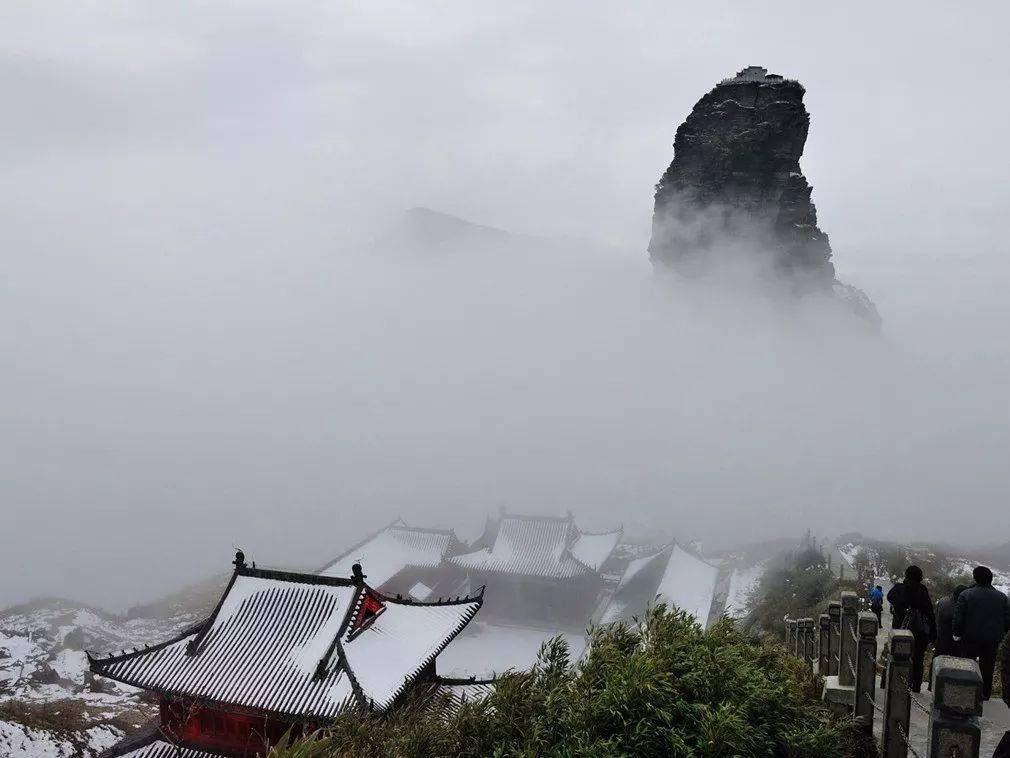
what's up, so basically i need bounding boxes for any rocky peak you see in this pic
[648,66,879,326]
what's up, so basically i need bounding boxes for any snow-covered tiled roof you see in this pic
[570,530,622,571]
[101,726,217,758]
[655,545,720,625]
[599,544,720,628]
[342,597,483,708]
[90,564,482,719]
[449,514,620,580]
[434,677,495,704]
[105,738,215,758]
[410,581,433,601]
[319,520,458,587]
[437,622,588,679]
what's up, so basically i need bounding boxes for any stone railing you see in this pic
[784,590,986,758]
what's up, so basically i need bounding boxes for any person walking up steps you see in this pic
[869,584,884,626]
[887,565,936,691]
[953,565,1010,701]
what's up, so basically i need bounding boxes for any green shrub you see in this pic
[744,557,858,638]
[269,606,862,757]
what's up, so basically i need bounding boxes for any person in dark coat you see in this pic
[952,566,1010,701]
[1002,632,1010,709]
[929,584,967,690]
[887,565,936,691]
[935,585,967,656]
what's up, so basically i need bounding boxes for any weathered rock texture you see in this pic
[649,66,879,325]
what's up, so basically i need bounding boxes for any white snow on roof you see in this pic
[92,571,480,717]
[598,598,629,626]
[93,576,357,717]
[409,581,433,601]
[570,530,621,571]
[437,680,494,703]
[107,739,216,757]
[598,549,670,625]
[616,551,664,590]
[320,525,453,586]
[724,561,767,618]
[450,517,617,579]
[655,545,720,626]
[343,598,480,709]
[437,622,586,679]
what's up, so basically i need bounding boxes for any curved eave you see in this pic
[87,619,206,671]
[375,596,484,711]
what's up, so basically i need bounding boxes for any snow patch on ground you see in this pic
[0,598,204,756]
[0,719,73,757]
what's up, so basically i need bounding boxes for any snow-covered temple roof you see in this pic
[89,556,482,720]
[600,544,720,628]
[104,732,216,758]
[437,622,588,679]
[431,676,495,705]
[318,519,462,586]
[449,513,621,580]
[655,545,720,624]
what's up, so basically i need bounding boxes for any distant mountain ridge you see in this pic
[372,207,518,256]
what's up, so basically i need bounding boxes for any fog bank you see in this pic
[2,1,1009,609]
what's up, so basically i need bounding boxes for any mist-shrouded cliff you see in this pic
[648,66,879,327]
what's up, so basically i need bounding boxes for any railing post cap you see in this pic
[840,591,859,610]
[889,628,914,658]
[931,655,984,717]
[818,613,830,627]
[856,611,878,636]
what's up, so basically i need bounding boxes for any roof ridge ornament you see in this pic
[233,550,246,570]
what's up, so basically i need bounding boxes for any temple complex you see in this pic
[92,552,483,757]
[449,512,622,627]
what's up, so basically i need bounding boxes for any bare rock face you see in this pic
[649,66,879,326]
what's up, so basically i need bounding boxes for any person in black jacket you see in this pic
[935,585,967,656]
[996,634,1010,757]
[929,584,967,690]
[953,566,1010,701]
[1002,632,1010,709]
[887,565,936,691]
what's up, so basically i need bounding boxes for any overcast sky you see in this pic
[2,2,1008,610]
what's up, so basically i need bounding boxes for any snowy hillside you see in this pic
[0,597,211,756]
[833,536,1010,593]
